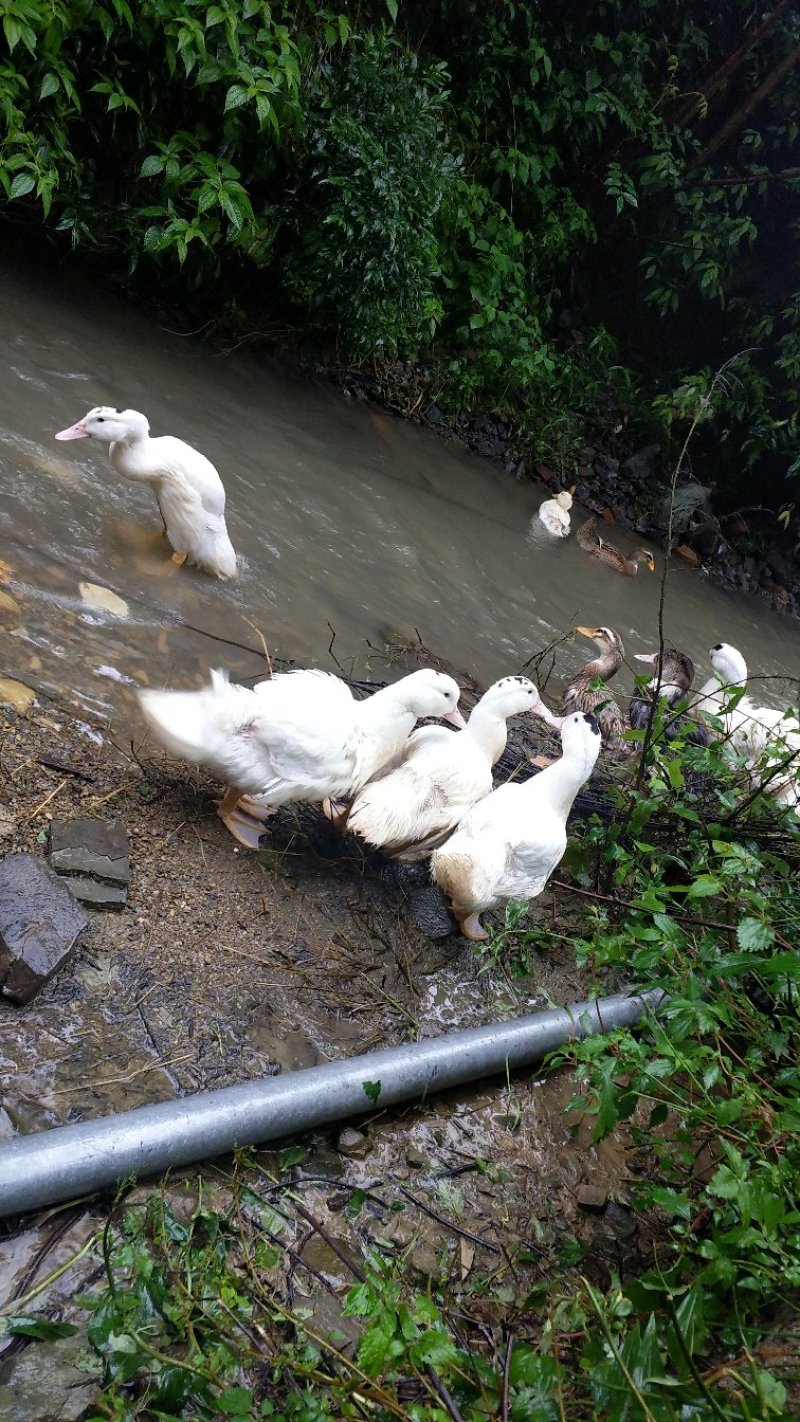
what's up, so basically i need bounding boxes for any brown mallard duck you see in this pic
[576,517,655,576]
[630,646,709,746]
[562,626,630,756]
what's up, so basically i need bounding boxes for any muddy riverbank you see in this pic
[0,658,653,1419]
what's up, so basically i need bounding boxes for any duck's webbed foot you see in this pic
[217,787,273,849]
[453,906,489,941]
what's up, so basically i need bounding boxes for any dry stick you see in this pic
[501,1332,515,1422]
[670,0,797,130]
[689,37,800,170]
[426,1365,467,1422]
[24,777,68,823]
[397,1185,502,1255]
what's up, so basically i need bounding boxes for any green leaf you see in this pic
[357,1316,395,1375]
[362,1079,381,1103]
[735,917,774,952]
[224,84,250,112]
[9,172,35,200]
[3,1316,79,1341]
[39,73,60,100]
[385,0,398,21]
[217,1386,254,1415]
[686,875,722,899]
[139,154,165,178]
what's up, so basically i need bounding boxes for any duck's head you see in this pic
[560,710,603,758]
[576,625,625,661]
[481,675,562,726]
[635,646,695,692]
[397,669,466,727]
[709,642,748,687]
[635,548,656,572]
[55,407,149,445]
[555,488,575,511]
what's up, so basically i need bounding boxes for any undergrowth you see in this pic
[5,710,797,1420]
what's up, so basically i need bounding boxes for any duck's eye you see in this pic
[97,417,105,423]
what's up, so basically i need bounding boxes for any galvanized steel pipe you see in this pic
[0,989,664,1218]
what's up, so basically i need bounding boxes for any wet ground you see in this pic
[0,668,647,1419]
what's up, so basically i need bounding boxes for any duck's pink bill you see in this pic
[54,420,89,441]
[445,706,468,729]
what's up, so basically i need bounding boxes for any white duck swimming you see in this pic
[344,675,560,862]
[139,666,465,848]
[431,709,602,940]
[55,406,237,579]
[536,487,575,538]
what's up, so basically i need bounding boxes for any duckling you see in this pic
[630,646,709,746]
[536,487,575,538]
[432,710,602,940]
[562,626,630,756]
[576,517,655,577]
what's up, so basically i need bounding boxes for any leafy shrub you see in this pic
[281,31,453,358]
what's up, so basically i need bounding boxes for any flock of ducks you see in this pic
[537,486,656,577]
[52,407,799,941]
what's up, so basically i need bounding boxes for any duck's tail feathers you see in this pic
[138,668,246,765]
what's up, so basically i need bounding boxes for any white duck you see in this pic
[139,666,465,848]
[344,675,560,862]
[694,642,800,808]
[431,709,602,940]
[55,406,237,579]
[536,487,575,538]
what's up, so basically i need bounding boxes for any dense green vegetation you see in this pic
[3,0,800,494]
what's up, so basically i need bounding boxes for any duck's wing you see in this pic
[576,517,599,551]
[152,435,228,518]
[346,736,490,858]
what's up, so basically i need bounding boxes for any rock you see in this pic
[621,444,661,483]
[0,853,88,1005]
[337,1127,369,1157]
[0,1106,14,1141]
[674,544,700,566]
[78,582,129,619]
[53,876,127,908]
[0,808,16,839]
[406,885,454,940]
[424,404,443,425]
[50,817,129,908]
[576,1183,608,1211]
[0,1330,99,1422]
[405,1147,427,1169]
[0,679,36,714]
[767,549,792,584]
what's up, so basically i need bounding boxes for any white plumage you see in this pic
[139,666,465,847]
[536,488,574,538]
[344,675,560,861]
[432,710,602,939]
[694,642,800,811]
[55,406,237,579]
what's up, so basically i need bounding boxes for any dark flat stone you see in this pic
[50,817,130,885]
[56,875,127,908]
[0,853,88,1005]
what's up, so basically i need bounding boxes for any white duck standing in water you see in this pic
[139,666,465,848]
[432,709,602,940]
[536,487,575,538]
[343,675,559,862]
[55,406,237,579]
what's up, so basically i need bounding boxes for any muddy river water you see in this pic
[1,256,799,727]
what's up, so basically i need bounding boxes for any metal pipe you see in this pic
[0,989,664,1218]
